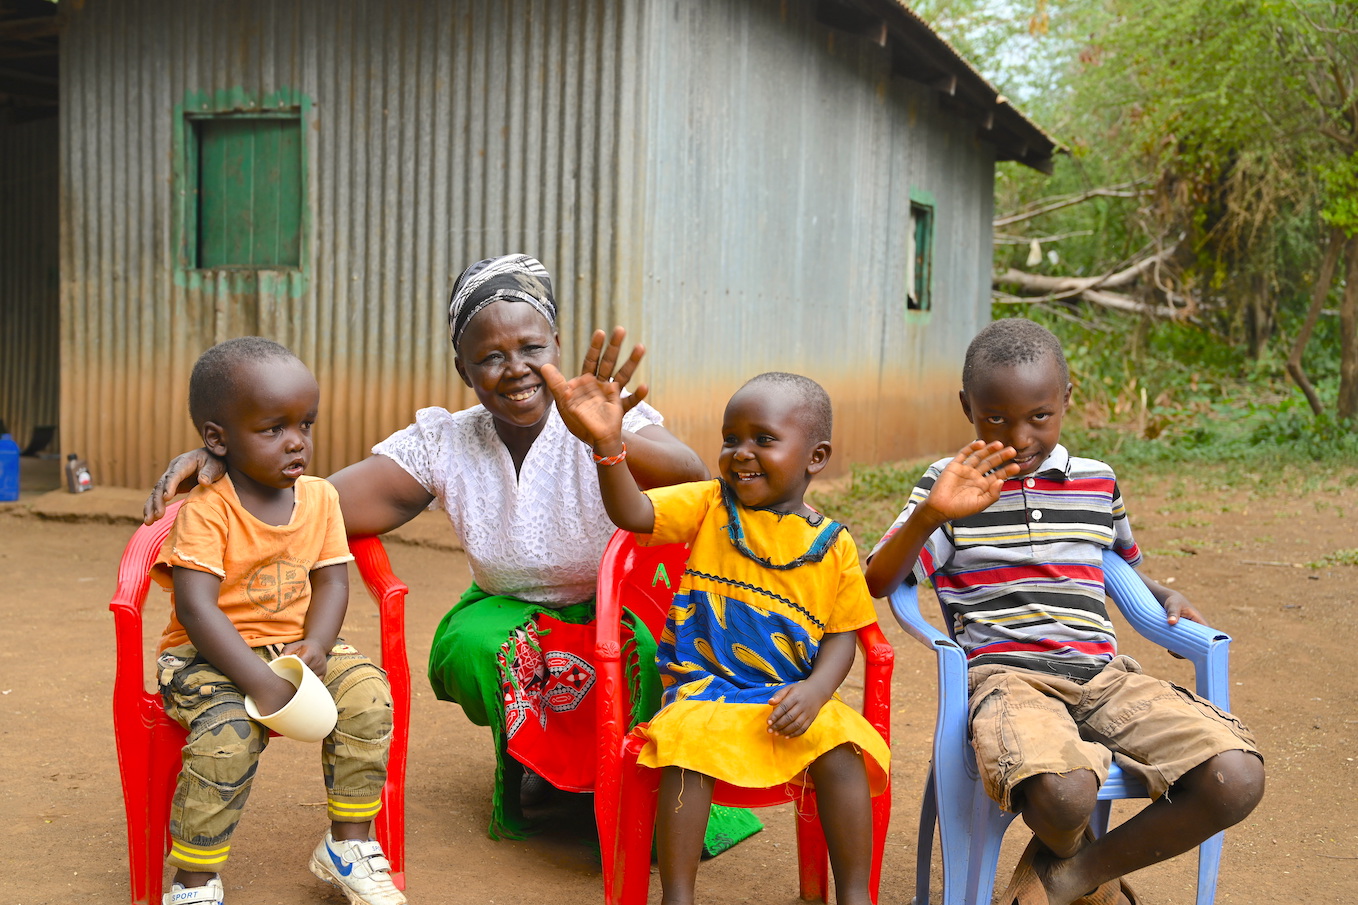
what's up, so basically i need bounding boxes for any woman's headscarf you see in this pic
[448,254,557,349]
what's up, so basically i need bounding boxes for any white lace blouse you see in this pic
[372,400,664,607]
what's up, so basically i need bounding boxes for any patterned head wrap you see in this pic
[448,254,557,349]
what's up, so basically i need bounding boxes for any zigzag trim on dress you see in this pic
[683,567,826,631]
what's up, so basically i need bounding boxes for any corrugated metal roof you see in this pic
[819,0,1059,171]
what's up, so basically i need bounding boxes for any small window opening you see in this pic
[905,201,933,312]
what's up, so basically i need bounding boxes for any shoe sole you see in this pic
[308,854,407,905]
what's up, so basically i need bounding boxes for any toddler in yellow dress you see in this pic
[543,366,891,905]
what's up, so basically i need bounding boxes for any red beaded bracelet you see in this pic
[592,443,627,466]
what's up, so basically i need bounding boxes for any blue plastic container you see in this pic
[0,433,19,502]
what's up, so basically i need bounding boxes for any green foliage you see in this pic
[808,458,936,542]
[1013,306,1358,468]
[1320,152,1358,236]
[876,3,1358,534]
[1308,549,1358,569]
[813,301,1358,539]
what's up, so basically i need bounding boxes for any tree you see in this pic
[1081,2,1358,416]
[928,0,1358,421]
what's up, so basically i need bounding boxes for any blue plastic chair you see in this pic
[889,550,1231,905]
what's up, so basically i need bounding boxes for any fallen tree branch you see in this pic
[995,245,1179,295]
[1081,288,1182,317]
[992,285,1184,318]
[994,179,1151,228]
[994,229,1095,245]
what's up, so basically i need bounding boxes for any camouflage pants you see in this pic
[158,640,393,873]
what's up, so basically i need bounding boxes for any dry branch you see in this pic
[993,246,1186,317]
[995,245,1179,294]
[994,179,1151,228]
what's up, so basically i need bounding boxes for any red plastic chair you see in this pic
[592,530,894,905]
[109,500,410,904]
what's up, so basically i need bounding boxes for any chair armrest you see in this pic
[1102,551,1232,708]
[887,581,970,743]
[887,580,953,652]
[349,535,409,609]
[594,532,629,661]
[855,622,895,745]
[347,535,411,696]
[887,581,969,694]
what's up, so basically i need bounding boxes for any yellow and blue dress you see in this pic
[636,480,890,794]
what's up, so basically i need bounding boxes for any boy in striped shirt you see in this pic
[865,318,1263,905]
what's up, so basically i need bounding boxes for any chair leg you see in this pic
[914,776,937,905]
[596,753,624,905]
[121,718,183,905]
[1194,830,1225,905]
[1090,798,1113,838]
[967,787,1018,905]
[614,744,661,905]
[869,778,891,905]
[118,738,159,905]
[375,773,405,890]
[793,790,830,903]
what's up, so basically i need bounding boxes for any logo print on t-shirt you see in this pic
[245,560,308,613]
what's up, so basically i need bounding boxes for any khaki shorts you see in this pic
[968,656,1259,812]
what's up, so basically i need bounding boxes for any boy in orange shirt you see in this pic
[153,337,401,905]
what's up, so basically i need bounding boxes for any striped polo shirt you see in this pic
[873,445,1142,680]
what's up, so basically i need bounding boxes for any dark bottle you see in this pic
[65,453,93,493]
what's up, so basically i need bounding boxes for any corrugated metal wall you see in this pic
[639,0,993,474]
[60,0,995,490]
[0,114,60,455]
[61,0,649,487]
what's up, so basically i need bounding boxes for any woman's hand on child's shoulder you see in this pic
[766,682,831,738]
[142,447,225,525]
[924,440,1020,522]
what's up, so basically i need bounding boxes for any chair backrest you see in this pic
[110,501,185,689]
[596,530,689,638]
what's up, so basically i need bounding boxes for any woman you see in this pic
[144,254,757,848]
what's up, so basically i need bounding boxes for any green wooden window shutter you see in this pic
[197,117,302,268]
[907,201,934,312]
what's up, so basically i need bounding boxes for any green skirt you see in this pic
[428,583,761,853]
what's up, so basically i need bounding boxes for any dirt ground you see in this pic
[4,464,1357,905]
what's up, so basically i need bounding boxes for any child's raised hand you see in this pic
[766,682,830,738]
[542,361,627,452]
[923,440,1020,522]
[579,327,651,414]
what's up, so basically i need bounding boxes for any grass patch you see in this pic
[1167,518,1210,528]
[809,457,937,542]
[1307,549,1358,570]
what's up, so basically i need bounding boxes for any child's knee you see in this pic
[1015,770,1099,828]
[1185,750,1265,825]
[330,659,394,742]
[809,744,867,783]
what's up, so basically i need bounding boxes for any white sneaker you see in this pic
[308,832,407,905]
[162,875,225,905]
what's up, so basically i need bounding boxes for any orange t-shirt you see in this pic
[153,474,354,653]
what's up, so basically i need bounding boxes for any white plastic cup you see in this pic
[243,654,338,742]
